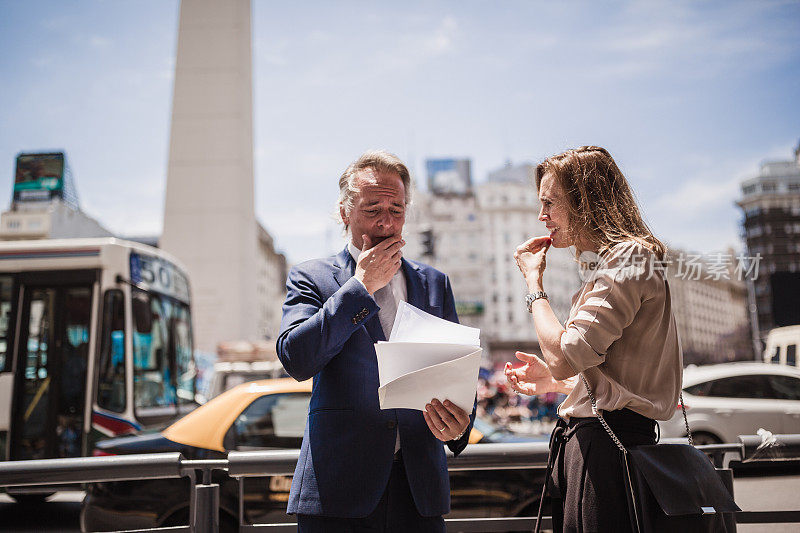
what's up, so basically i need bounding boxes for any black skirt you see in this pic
[548,409,657,533]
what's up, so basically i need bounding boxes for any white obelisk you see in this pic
[161,0,258,354]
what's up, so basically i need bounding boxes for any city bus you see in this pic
[0,238,196,500]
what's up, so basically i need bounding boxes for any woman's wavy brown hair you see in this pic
[535,146,666,260]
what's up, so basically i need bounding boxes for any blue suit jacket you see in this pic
[276,247,475,518]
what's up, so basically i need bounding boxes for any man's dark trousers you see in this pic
[296,454,445,533]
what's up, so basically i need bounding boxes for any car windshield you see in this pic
[132,288,196,415]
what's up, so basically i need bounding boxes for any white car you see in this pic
[658,363,800,445]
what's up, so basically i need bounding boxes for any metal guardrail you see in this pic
[1,435,800,532]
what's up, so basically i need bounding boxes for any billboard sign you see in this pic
[14,152,65,203]
[426,158,472,195]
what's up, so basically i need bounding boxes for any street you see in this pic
[733,473,800,533]
[1,474,798,532]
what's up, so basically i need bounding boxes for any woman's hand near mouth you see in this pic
[514,236,551,291]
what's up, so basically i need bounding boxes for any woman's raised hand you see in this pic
[514,236,551,290]
[504,351,561,396]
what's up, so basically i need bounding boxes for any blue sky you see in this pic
[1,0,798,264]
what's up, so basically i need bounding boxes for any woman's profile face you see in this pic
[538,172,574,248]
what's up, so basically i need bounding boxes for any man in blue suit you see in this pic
[277,150,475,532]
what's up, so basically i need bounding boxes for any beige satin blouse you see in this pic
[557,241,682,421]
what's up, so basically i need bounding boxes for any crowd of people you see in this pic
[477,367,564,435]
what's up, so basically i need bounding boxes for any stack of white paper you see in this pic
[376,301,482,413]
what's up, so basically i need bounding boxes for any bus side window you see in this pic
[0,276,12,372]
[97,290,126,412]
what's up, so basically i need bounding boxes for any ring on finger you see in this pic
[438,426,446,432]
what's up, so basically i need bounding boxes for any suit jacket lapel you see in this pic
[333,247,354,288]
[333,246,385,342]
[402,258,427,311]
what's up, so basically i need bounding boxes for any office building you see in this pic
[666,247,753,364]
[736,142,800,345]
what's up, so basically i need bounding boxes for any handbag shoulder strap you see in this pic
[679,390,693,446]
[579,374,695,450]
[579,374,627,453]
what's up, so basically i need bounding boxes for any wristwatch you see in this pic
[525,291,548,312]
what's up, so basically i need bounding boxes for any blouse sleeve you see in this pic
[559,245,654,373]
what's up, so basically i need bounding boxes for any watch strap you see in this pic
[526,291,548,312]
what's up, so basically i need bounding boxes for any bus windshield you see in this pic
[132,288,195,417]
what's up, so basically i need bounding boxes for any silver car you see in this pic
[659,362,800,444]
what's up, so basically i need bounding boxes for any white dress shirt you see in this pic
[348,241,407,336]
[348,241,406,451]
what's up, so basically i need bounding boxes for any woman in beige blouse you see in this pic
[504,146,682,532]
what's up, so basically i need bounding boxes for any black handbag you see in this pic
[580,374,740,533]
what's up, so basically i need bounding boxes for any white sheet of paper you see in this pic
[376,342,481,412]
[376,302,481,412]
[389,301,480,345]
[376,342,478,386]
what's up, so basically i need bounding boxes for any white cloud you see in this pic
[259,208,343,263]
[307,30,332,44]
[32,56,55,68]
[159,55,175,81]
[256,37,289,67]
[654,178,740,214]
[89,35,112,48]
[425,16,458,55]
[651,145,789,218]
[647,140,799,253]
[261,208,335,237]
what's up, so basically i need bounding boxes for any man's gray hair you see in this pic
[337,150,413,229]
